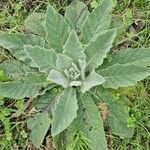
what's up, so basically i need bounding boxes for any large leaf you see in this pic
[99,64,150,89]
[73,94,107,150]
[80,0,113,44]
[25,12,46,36]
[65,0,89,31]
[47,70,69,88]
[0,81,42,99]
[109,48,150,67]
[85,29,116,71]
[95,87,134,138]
[0,33,45,62]
[110,15,124,44]
[24,72,47,85]
[108,103,134,138]
[34,89,56,110]
[45,5,70,53]
[81,70,105,93]
[24,45,57,74]
[63,30,86,63]
[0,33,29,61]
[29,34,46,47]
[52,88,78,136]
[27,112,51,148]
[0,60,30,80]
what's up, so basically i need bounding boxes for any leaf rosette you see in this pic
[0,0,150,149]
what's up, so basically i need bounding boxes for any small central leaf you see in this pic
[47,70,69,88]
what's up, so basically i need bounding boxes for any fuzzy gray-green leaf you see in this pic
[27,112,51,148]
[108,103,134,138]
[0,33,29,61]
[65,0,89,31]
[63,30,86,63]
[56,54,73,72]
[78,60,86,80]
[0,60,30,80]
[25,12,46,36]
[96,88,134,138]
[24,72,47,85]
[80,0,113,44]
[0,81,42,99]
[85,29,116,71]
[45,5,70,53]
[24,45,57,74]
[0,33,45,62]
[47,70,69,88]
[81,70,105,93]
[100,64,150,89]
[70,80,82,87]
[75,94,107,150]
[34,89,56,110]
[52,88,78,136]
[109,48,150,67]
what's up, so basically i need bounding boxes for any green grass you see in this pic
[0,0,150,149]
[106,83,150,150]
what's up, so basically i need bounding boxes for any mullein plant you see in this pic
[0,0,150,149]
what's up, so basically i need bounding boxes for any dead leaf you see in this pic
[97,102,109,121]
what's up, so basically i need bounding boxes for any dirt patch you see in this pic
[0,0,8,8]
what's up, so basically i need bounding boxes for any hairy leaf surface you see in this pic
[63,30,86,63]
[25,12,46,36]
[47,70,69,88]
[45,5,70,53]
[0,60,30,80]
[0,81,42,99]
[34,89,56,110]
[29,34,46,47]
[80,0,112,44]
[81,70,105,93]
[78,60,86,80]
[56,54,73,72]
[85,29,116,71]
[110,48,150,67]
[27,112,51,148]
[99,64,150,89]
[52,88,78,136]
[24,72,47,85]
[75,94,107,150]
[95,87,134,138]
[65,0,89,31]
[0,33,30,61]
[24,45,57,74]
[0,33,45,62]
[108,103,134,138]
